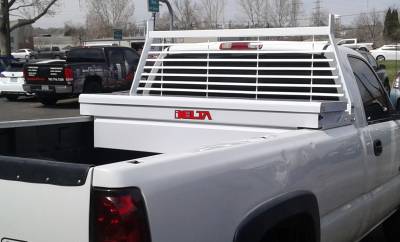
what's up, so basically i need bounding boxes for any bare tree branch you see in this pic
[9,3,34,11]
[8,0,17,7]
[172,0,199,30]
[200,0,226,29]
[10,0,58,31]
[237,0,266,27]
[86,0,135,38]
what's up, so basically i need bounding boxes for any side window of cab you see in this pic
[348,56,393,124]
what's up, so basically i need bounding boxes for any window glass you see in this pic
[108,49,124,64]
[383,47,396,51]
[366,54,378,69]
[124,49,139,66]
[348,56,391,123]
[67,48,105,62]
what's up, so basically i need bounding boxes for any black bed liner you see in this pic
[0,118,158,186]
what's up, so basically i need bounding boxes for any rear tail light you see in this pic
[219,42,263,50]
[91,188,151,242]
[394,74,400,89]
[64,66,74,83]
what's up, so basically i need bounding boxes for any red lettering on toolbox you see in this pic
[175,110,212,121]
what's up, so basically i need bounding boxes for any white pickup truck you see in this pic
[1,15,400,242]
[337,38,374,51]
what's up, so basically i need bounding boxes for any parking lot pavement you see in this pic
[0,96,80,122]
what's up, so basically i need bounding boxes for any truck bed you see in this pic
[0,117,158,167]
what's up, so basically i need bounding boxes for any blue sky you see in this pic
[33,0,400,28]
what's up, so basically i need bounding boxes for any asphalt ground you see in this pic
[0,94,392,242]
[0,95,80,122]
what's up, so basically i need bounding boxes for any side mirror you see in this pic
[379,64,386,70]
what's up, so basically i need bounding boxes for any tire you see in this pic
[383,210,400,242]
[83,81,102,94]
[376,55,386,62]
[384,79,391,93]
[5,94,19,101]
[261,216,315,242]
[37,95,58,106]
[359,47,368,52]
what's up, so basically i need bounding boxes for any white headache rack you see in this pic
[80,14,353,153]
[130,14,351,113]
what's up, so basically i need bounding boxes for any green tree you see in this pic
[383,8,392,41]
[393,9,400,41]
[383,8,400,42]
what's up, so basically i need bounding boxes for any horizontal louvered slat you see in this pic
[148,50,333,54]
[145,58,335,63]
[143,66,337,71]
[141,73,339,79]
[139,80,341,88]
[137,87,344,97]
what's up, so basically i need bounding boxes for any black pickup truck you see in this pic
[23,46,139,105]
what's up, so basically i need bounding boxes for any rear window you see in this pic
[67,48,105,63]
[5,62,23,72]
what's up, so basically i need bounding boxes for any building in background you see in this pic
[33,35,75,50]
[10,20,34,51]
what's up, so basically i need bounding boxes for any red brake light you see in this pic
[219,42,263,50]
[64,66,74,82]
[91,188,151,242]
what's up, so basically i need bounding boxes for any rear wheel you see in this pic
[376,55,386,61]
[37,95,58,106]
[384,79,391,93]
[5,94,19,101]
[261,215,315,242]
[359,47,368,52]
[83,81,102,94]
[383,210,400,242]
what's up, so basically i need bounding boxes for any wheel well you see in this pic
[85,75,101,82]
[234,191,320,242]
[84,75,102,86]
[261,213,316,242]
[376,55,385,60]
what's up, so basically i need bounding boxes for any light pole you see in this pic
[159,0,174,30]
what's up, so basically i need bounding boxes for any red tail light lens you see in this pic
[64,66,74,82]
[219,42,263,50]
[91,188,151,242]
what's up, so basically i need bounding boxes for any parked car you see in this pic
[390,71,400,108]
[337,38,374,51]
[23,46,140,105]
[35,46,65,59]
[371,44,400,61]
[357,50,390,92]
[0,62,27,101]
[11,49,35,59]
[2,17,400,242]
[0,55,16,73]
[0,60,67,101]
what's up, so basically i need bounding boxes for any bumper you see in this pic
[0,82,27,94]
[390,89,400,106]
[23,84,73,94]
